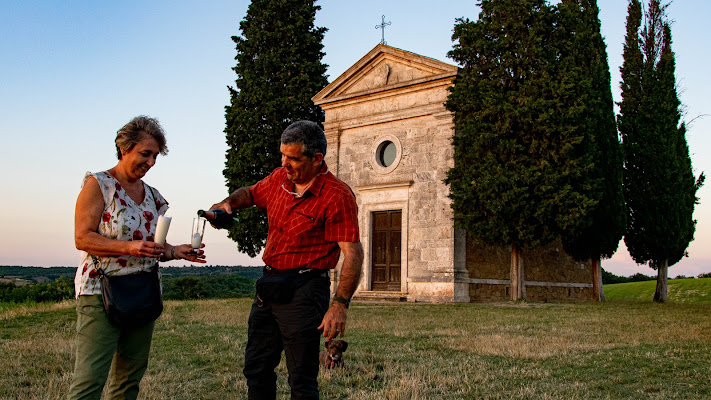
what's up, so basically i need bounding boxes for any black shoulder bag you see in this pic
[93,255,163,328]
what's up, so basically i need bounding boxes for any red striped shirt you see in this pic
[250,162,360,270]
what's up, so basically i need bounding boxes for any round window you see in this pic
[377,140,397,167]
[371,134,402,175]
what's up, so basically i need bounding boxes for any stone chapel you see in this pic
[313,44,595,303]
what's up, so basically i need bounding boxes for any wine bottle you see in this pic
[197,209,237,230]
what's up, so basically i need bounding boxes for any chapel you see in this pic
[313,44,594,303]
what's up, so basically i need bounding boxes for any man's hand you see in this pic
[209,201,232,214]
[318,302,348,339]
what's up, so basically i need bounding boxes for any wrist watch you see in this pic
[332,295,350,308]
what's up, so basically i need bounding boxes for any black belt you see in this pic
[263,266,329,277]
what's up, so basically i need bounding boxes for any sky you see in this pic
[0,0,708,278]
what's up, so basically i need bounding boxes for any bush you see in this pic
[0,277,74,303]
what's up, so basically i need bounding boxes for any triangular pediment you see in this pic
[313,44,458,105]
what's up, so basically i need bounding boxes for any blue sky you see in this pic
[1,0,708,277]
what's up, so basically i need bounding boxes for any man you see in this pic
[209,120,363,399]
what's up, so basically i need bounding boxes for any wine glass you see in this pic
[191,217,206,253]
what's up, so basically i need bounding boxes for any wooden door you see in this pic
[371,210,401,291]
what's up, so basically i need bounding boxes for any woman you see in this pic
[68,116,205,399]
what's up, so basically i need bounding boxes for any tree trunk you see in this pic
[510,243,524,301]
[592,258,605,302]
[653,259,669,303]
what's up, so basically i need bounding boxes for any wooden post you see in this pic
[592,258,605,302]
[510,242,524,301]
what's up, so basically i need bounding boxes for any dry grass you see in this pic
[0,299,75,321]
[1,299,710,399]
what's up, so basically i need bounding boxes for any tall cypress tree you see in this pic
[223,0,328,256]
[558,0,626,301]
[446,0,596,300]
[618,0,704,302]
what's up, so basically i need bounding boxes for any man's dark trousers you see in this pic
[244,274,330,400]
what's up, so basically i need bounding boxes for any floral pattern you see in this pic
[74,171,169,297]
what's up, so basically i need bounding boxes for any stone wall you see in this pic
[465,237,594,302]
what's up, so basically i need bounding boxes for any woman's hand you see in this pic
[171,243,206,263]
[128,241,165,259]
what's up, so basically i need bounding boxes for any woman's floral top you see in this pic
[74,171,169,297]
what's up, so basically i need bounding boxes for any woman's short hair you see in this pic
[115,116,169,160]
[280,120,327,159]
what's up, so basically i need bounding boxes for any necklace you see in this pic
[281,167,329,198]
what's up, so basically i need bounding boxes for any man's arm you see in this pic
[318,241,364,340]
[333,241,363,301]
[210,186,254,213]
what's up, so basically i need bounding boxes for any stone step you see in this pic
[352,291,407,302]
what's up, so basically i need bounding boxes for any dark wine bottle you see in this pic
[197,209,237,230]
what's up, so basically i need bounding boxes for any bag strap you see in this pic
[146,184,160,214]
[91,255,106,278]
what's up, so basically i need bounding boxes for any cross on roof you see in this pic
[375,15,391,45]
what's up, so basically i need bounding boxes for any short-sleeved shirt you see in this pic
[74,171,169,297]
[250,162,360,270]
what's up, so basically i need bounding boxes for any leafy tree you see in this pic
[558,0,626,301]
[0,281,15,301]
[223,0,328,256]
[617,0,705,302]
[164,277,209,300]
[446,0,597,300]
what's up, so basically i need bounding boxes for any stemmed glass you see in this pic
[191,217,206,254]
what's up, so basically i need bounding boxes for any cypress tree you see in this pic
[446,0,596,300]
[618,0,705,302]
[558,0,626,301]
[223,0,328,256]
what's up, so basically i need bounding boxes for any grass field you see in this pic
[2,296,710,400]
[604,277,711,303]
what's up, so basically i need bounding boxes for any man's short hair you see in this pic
[281,121,327,159]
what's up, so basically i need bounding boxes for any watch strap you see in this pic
[332,295,350,308]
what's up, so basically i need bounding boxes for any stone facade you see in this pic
[313,44,593,303]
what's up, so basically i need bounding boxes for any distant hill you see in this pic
[604,277,711,303]
[0,266,75,282]
[159,265,263,280]
[0,265,263,283]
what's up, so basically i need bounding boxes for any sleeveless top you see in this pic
[74,171,169,297]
